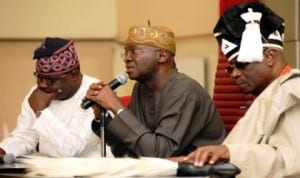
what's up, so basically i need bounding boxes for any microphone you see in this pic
[81,73,128,109]
[177,161,241,177]
[0,153,16,164]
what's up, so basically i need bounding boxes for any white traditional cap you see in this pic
[214,2,285,62]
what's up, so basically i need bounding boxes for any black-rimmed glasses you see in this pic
[121,47,161,59]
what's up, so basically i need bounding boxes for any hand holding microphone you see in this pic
[82,74,128,111]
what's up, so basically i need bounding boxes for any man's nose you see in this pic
[123,54,133,62]
[230,68,242,78]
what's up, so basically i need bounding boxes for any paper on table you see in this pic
[18,156,178,177]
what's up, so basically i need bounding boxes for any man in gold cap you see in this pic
[175,2,300,178]
[0,37,113,158]
[85,23,225,158]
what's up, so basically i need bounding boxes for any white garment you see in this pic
[0,75,113,158]
[20,156,178,177]
[224,69,300,178]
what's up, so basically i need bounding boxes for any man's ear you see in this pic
[264,49,277,67]
[70,68,80,79]
[157,50,169,63]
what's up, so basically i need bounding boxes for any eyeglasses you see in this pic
[225,47,275,73]
[225,62,250,73]
[121,47,161,59]
[33,72,67,85]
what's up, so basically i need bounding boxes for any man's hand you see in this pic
[0,147,6,157]
[168,156,186,163]
[183,145,230,167]
[92,104,102,119]
[85,82,125,114]
[28,88,56,114]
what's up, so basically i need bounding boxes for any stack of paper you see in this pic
[19,156,178,177]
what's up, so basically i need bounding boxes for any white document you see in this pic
[19,156,178,177]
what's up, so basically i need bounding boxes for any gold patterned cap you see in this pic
[125,23,176,54]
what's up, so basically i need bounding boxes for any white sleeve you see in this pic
[0,88,38,156]
[33,107,98,157]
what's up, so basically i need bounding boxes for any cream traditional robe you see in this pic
[224,69,300,178]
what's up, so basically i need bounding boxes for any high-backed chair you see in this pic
[120,95,131,106]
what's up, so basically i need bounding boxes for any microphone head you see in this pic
[116,73,128,85]
[3,153,16,164]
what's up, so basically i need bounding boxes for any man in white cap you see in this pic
[173,2,300,178]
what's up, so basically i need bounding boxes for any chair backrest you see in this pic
[120,95,131,106]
